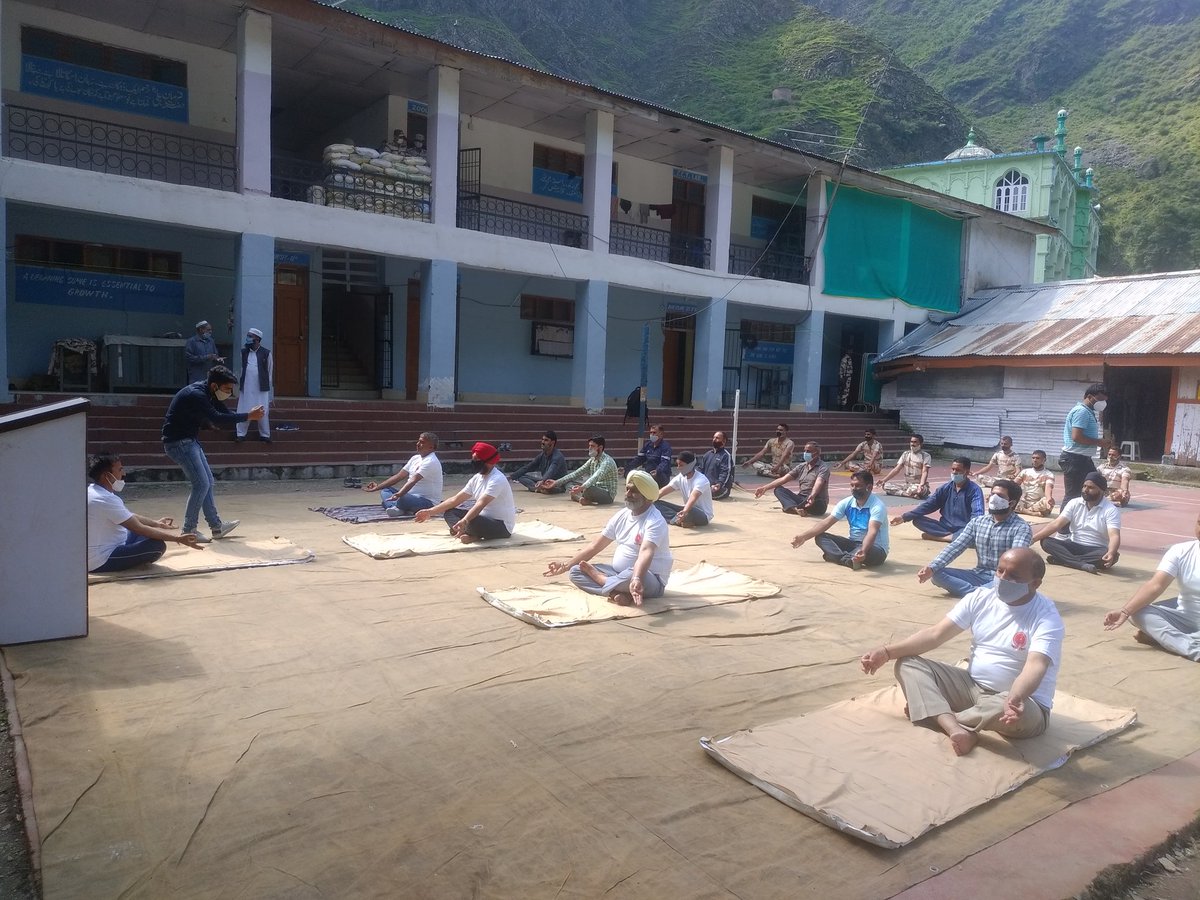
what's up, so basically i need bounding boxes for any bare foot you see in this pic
[608,591,635,606]
[578,560,606,588]
[458,533,480,544]
[1133,630,1158,647]
[578,496,593,506]
[948,730,978,756]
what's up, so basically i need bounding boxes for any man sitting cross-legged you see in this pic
[916,479,1032,598]
[755,440,830,516]
[415,442,515,543]
[539,434,620,505]
[362,431,443,516]
[860,547,1063,756]
[790,470,889,570]
[891,456,984,543]
[879,433,931,499]
[1032,471,1121,573]
[543,471,673,606]
[654,450,715,527]
[510,429,567,493]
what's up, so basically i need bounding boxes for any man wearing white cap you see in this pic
[543,470,674,606]
[184,320,222,384]
[236,328,273,442]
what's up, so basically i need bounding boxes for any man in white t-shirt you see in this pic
[87,452,203,573]
[363,431,444,516]
[1103,511,1200,661]
[861,548,1063,756]
[654,450,714,527]
[544,470,673,606]
[1032,471,1121,573]
[415,441,515,542]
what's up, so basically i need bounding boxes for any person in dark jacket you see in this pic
[627,424,673,487]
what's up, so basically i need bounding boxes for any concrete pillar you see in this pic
[877,315,907,355]
[428,66,461,227]
[805,175,828,290]
[0,200,8,403]
[583,110,614,254]
[693,295,728,410]
[419,258,457,408]
[234,234,275,354]
[236,9,272,195]
[791,308,825,412]
[705,145,734,275]
[306,249,323,397]
[572,280,608,412]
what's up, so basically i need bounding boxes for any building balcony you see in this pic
[3,104,236,191]
[271,155,431,221]
[610,221,711,269]
[729,241,810,285]
[456,193,588,247]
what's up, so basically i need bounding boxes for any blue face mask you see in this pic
[952,472,966,484]
[650,434,661,444]
[802,451,813,463]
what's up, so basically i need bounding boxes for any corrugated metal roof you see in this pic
[879,271,1200,363]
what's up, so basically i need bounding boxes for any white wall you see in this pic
[4,1,236,135]
[965,220,1036,293]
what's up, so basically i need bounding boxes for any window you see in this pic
[741,320,796,344]
[533,144,584,178]
[22,27,186,86]
[520,294,574,323]
[14,235,182,279]
[994,170,1029,214]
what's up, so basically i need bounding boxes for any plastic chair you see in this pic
[1119,440,1140,462]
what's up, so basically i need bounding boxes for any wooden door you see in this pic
[405,278,421,400]
[670,177,707,266]
[273,265,308,396]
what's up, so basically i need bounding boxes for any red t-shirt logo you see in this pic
[1012,631,1028,650]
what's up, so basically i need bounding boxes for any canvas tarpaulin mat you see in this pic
[342,519,582,558]
[701,685,1137,849]
[310,503,412,523]
[478,561,782,627]
[87,536,314,582]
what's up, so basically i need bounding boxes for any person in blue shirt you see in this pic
[891,456,984,543]
[627,423,673,487]
[790,471,889,569]
[1059,382,1110,509]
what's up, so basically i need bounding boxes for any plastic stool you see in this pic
[1119,440,1140,461]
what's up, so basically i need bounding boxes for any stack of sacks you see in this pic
[319,142,433,219]
[322,143,432,184]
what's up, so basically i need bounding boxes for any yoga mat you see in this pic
[88,537,315,582]
[343,520,582,559]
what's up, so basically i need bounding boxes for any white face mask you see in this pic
[588,448,599,459]
[216,387,233,401]
[679,461,695,474]
[1092,399,1108,413]
[987,494,1010,513]
[995,576,1030,605]
[109,476,126,493]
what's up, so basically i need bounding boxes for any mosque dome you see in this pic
[944,128,995,160]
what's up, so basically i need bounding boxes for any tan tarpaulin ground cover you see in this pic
[701,685,1136,848]
[4,478,1200,899]
[86,536,314,582]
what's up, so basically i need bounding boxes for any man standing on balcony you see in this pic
[184,320,222,384]
[236,328,273,443]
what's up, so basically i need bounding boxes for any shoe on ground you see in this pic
[260,436,272,444]
[850,557,864,571]
[385,505,404,518]
[234,435,245,443]
[212,520,240,539]
[183,529,212,544]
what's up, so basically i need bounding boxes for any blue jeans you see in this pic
[163,438,220,532]
[930,567,992,598]
[380,488,436,513]
[91,531,167,573]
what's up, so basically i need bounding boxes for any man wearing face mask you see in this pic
[87,452,203,572]
[654,451,714,527]
[184,320,223,384]
[543,470,673,606]
[917,480,1032,597]
[415,442,516,543]
[1059,383,1110,508]
[890,456,984,542]
[754,441,830,516]
[699,431,734,500]
[1032,471,1121,573]
[627,424,673,488]
[235,328,273,442]
[743,424,794,478]
[861,548,1062,756]
[790,471,888,569]
[161,365,264,541]
[539,435,619,505]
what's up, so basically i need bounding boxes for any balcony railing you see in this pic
[4,104,236,191]
[610,221,711,269]
[729,241,810,285]
[271,155,431,221]
[457,193,588,247]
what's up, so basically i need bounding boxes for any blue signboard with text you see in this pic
[742,340,794,366]
[21,55,188,122]
[532,167,584,203]
[16,265,185,315]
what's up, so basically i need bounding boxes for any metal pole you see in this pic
[638,323,649,442]
[732,387,741,466]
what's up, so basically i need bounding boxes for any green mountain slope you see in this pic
[332,0,1200,275]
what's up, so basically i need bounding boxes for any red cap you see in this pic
[471,441,500,463]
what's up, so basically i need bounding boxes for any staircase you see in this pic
[321,335,378,400]
[1,392,910,482]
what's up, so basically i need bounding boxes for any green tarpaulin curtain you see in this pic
[823,184,962,313]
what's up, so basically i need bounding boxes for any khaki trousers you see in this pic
[894,656,1048,739]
